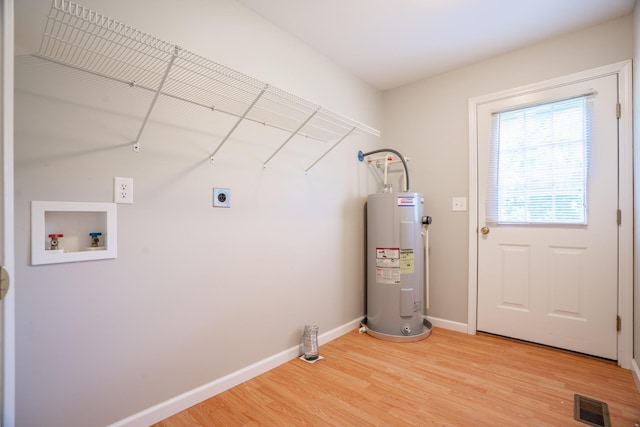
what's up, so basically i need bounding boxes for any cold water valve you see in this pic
[89,232,102,248]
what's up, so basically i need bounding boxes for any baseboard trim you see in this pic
[108,317,363,427]
[632,358,640,392]
[426,316,468,334]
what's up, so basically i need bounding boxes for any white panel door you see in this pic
[476,74,618,360]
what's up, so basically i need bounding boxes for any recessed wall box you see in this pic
[31,201,117,265]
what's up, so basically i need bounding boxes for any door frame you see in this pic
[467,61,633,369]
[1,0,15,423]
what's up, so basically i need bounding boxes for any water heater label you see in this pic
[376,267,401,284]
[400,249,415,274]
[376,248,399,259]
[397,196,416,206]
[376,248,401,284]
[377,258,400,268]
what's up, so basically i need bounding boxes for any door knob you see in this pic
[0,266,10,300]
[480,226,490,235]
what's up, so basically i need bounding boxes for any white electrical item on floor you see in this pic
[213,188,231,208]
[31,201,117,265]
[33,0,380,171]
[114,177,134,204]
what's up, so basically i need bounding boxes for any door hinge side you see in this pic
[617,209,622,225]
[617,315,621,332]
[616,102,621,119]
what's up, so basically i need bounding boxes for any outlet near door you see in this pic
[452,197,467,211]
[114,177,134,204]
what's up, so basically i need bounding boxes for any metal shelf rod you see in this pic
[132,45,178,152]
[210,84,268,162]
[263,108,319,167]
[305,126,356,173]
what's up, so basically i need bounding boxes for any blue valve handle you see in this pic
[89,232,102,238]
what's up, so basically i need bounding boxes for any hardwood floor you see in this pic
[154,328,640,426]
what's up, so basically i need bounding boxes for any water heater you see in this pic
[359,149,432,342]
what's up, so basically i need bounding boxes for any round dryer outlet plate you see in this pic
[213,188,231,208]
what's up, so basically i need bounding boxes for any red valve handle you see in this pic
[48,234,64,238]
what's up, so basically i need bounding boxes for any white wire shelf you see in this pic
[34,0,380,170]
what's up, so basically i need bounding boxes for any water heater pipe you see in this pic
[421,222,430,310]
[359,149,410,191]
[384,155,389,187]
[389,158,410,192]
[371,157,411,192]
[367,156,394,188]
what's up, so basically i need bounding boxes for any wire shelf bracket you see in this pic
[210,84,268,163]
[305,126,357,174]
[132,45,179,153]
[35,0,380,169]
[263,108,319,168]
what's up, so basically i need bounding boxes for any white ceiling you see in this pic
[238,0,636,91]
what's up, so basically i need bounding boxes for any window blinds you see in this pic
[486,95,592,225]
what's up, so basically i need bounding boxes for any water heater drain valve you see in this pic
[421,216,432,237]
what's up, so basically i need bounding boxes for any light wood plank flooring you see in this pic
[154,328,640,426]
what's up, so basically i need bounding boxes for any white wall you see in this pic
[14,1,382,426]
[383,15,633,324]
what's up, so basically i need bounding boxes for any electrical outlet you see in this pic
[213,188,230,208]
[114,177,134,204]
[452,197,467,212]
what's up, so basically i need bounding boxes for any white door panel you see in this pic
[477,74,618,360]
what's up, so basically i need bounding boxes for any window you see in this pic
[487,95,591,225]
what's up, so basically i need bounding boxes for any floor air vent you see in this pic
[574,394,611,427]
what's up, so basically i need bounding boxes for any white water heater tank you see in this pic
[366,191,431,341]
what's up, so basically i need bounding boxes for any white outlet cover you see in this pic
[114,177,134,204]
[213,188,230,208]
[452,197,467,212]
